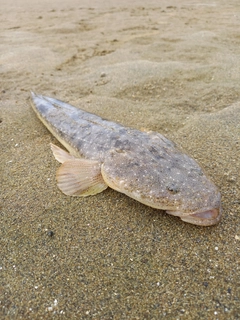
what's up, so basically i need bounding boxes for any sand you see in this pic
[1,0,240,318]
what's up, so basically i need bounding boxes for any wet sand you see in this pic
[1,0,240,318]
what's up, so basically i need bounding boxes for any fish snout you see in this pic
[166,204,222,226]
[179,206,222,226]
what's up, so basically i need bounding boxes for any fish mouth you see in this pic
[167,206,222,226]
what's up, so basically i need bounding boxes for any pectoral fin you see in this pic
[50,143,75,163]
[56,159,108,196]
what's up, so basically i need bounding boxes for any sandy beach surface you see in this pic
[1,0,240,318]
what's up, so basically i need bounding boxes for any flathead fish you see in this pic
[30,93,221,226]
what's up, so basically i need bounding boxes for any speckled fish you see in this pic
[30,93,221,226]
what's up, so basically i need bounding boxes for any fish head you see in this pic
[101,147,221,226]
[163,158,222,226]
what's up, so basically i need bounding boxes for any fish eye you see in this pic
[166,184,180,194]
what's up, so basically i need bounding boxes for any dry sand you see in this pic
[1,0,240,318]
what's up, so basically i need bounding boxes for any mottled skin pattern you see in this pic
[31,94,221,225]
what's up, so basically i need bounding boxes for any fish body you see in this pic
[31,93,221,226]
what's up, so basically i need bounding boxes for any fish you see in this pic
[30,92,221,226]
